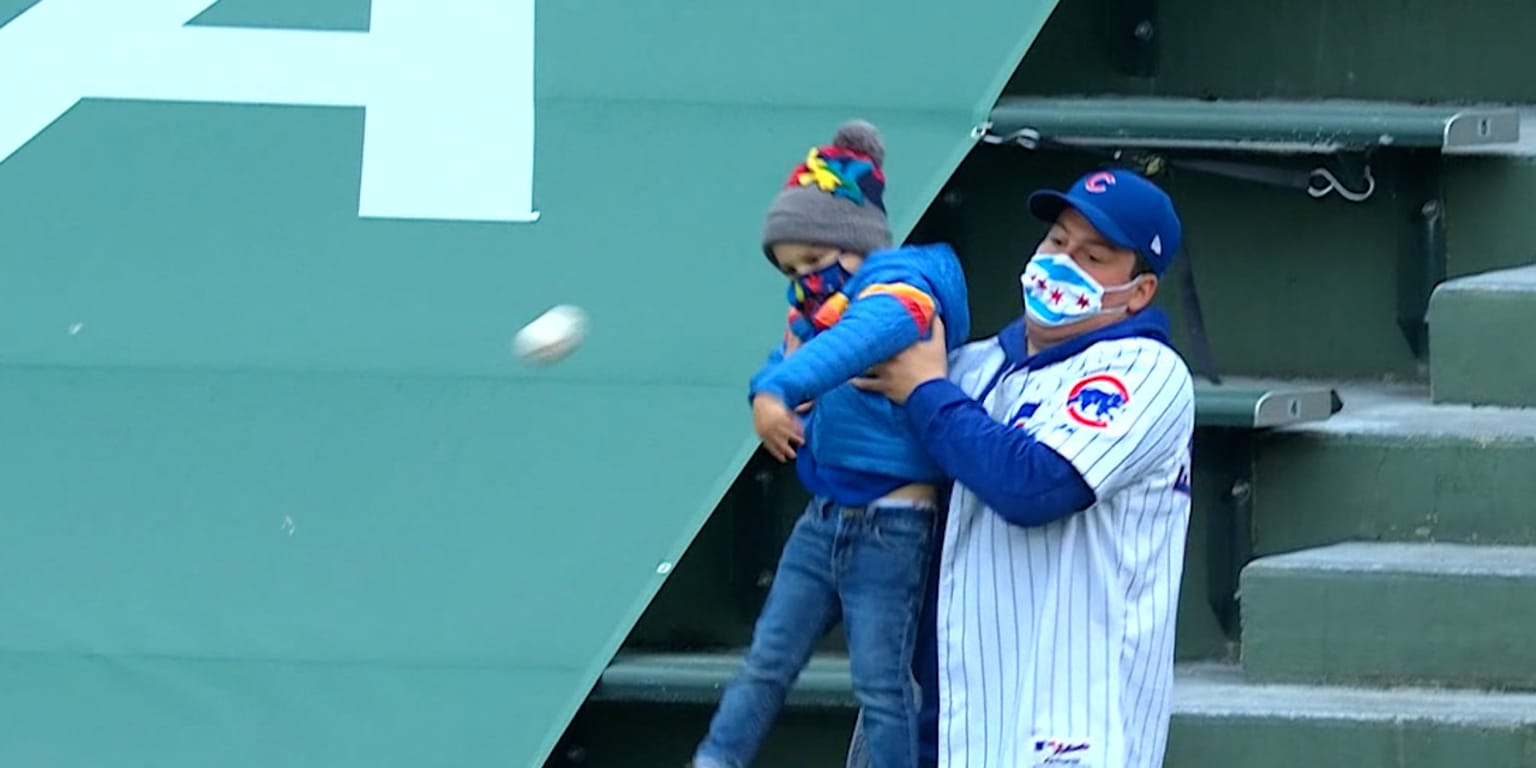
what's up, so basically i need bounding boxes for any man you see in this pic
[848,168,1195,768]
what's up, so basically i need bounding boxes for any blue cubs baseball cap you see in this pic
[1026,168,1183,277]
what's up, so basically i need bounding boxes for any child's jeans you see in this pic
[844,710,939,768]
[693,495,937,768]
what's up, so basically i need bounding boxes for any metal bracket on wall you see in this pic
[1396,153,1446,361]
[731,453,817,623]
[730,457,789,621]
[908,183,968,249]
[1309,163,1376,203]
[546,725,591,767]
[1119,152,1379,204]
[1204,433,1255,642]
[1106,0,1158,77]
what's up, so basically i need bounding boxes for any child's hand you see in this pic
[752,393,804,462]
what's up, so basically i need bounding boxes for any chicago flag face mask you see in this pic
[1021,252,1141,327]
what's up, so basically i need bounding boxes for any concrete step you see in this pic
[1252,382,1536,555]
[1166,663,1536,768]
[1240,542,1536,690]
[581,655,1536,767]
[1429,264,1536,407]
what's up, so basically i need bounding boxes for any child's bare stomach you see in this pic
[883,483,938,505]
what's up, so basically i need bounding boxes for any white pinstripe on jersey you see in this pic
[937,334,1194,768]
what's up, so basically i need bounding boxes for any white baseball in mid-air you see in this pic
[512,304,588,365]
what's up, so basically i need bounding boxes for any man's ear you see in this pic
[1128,274,1158,312]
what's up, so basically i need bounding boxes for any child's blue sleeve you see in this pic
[747,340,788,404]
[749,275,940,408]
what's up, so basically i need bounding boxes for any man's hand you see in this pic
[852,317,949,405]
[753,393,805,461]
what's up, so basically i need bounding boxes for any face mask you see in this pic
[788,258,851,311]
[1021,252,1141,327]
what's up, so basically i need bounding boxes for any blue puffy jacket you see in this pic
[749,242,971,504]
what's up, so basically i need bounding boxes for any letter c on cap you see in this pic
[1084,172,1116,194]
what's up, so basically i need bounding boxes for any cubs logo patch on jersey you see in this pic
[1064,373,1130,429]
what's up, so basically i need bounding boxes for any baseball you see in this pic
[512,304,588,365]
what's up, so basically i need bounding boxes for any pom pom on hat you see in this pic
[832,119,884,168]
[761,119,893,258]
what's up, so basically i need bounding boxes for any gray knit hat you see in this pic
[762,120,892,258]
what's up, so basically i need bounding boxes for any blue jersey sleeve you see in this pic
[903,378,1095,526]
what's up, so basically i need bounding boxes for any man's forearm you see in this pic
[904,379,1095,525]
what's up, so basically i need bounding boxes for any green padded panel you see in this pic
[1241,542,1536,690]
[988,96,1520,153]
[0,1,1062,766]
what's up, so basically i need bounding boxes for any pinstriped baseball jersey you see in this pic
[936,334,1194,768]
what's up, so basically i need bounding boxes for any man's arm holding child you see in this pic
[852,319,1098,525]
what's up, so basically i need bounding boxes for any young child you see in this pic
[690,121,971,768]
